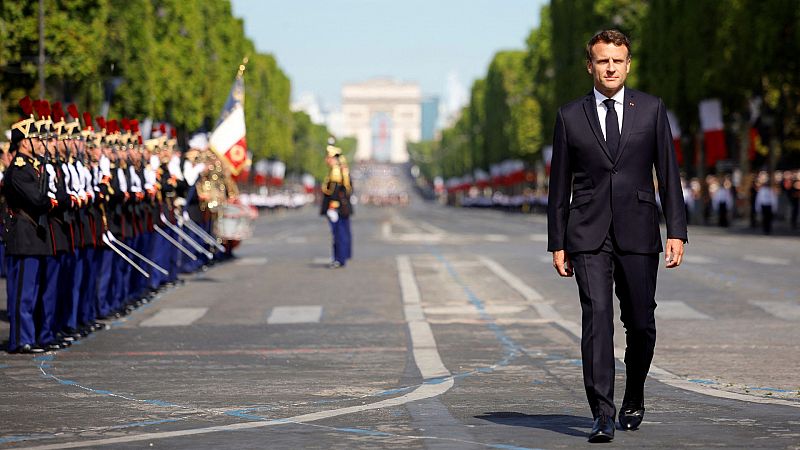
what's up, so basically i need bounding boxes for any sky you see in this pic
[230,0,546,113]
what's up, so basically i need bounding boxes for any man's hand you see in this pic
[665,238,685,268]
[552,250,573,277]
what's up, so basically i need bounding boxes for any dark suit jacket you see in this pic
[547,88,688,254]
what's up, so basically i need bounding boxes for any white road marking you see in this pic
[234,257,268,266]
[395,233,444,242]
[423,305,529,316]
[479,256,562,322]
[413,260,484,269]
[17,257,454,450]
[749,300,800,320]
[742,255,791,266]
[286,237,307,244]
[529,233,548,242]
[683,254,715,264]
[397,255,452,380]
[656,301,712,320]
[381,221,392,239]
[16,382,453,450]
[416,220,447,235]
[139,308,209,327]
[482,257,800,409]
[484,234,509,242]
[267,306,323,324]
[312,257,332,265]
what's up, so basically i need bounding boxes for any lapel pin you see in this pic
[629,102,635,107]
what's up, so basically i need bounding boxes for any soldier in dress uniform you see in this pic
[88,115,115,321]
[33,100,73,350]
[66,104,101,334]
[320,140,353,268]
[3,96,57,353]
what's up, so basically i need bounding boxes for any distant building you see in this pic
[420,95,439,141]
[291,92,325,125]
[341,78,421,163]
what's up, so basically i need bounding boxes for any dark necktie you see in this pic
[603,98,620,159]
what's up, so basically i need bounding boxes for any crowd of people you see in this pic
[350,162,409,207]
[447,168,800,235]
[683,169,800,234]
[1,97,234,354]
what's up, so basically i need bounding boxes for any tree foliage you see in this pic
[414,0,800,181]
[0,1,317,175]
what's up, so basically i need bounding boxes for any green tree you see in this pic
[0,0,109,128]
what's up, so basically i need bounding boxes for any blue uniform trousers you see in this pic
[95,248,114,318]
[78,247,96,326]
[58,250,79,333]
[40,255,62,344]
[329,217,352,265]
[6,256,45,351]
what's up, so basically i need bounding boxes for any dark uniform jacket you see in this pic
[2,154,53,256]
[48,162,73,253]
[320,165,353,218]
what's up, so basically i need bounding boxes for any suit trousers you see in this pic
[571,230,659,418]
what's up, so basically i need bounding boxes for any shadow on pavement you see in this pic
[475,412,592,438]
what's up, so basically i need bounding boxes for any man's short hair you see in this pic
[586,29,631,62]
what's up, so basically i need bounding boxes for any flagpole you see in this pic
[238,57,248,79]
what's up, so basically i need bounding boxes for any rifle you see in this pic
[37,139,51,230]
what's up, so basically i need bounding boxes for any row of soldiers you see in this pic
[2,97,226,354]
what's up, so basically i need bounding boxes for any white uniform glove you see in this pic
[326,208,339,223]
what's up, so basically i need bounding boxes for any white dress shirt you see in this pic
[594,87,625,139]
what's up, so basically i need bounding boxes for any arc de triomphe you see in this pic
[341,79,421,163]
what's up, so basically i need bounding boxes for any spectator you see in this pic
[755,179,778,235]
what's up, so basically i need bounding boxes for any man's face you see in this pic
[57,140,67,158]
[587,42,630,97]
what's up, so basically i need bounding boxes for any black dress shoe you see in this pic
[45,343,63,351]
[588,414,615,443]
[619,406,645,430]
[14,344,45,354]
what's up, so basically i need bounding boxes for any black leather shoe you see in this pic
[14,344,45,354]
[45,343,63,351]
[588,414,615,443]
[619,406,645,430]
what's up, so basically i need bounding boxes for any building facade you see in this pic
[341,78,421,163]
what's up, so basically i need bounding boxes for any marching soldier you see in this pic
[320,140,353,268]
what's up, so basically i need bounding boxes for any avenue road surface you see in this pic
[1,198,799,449]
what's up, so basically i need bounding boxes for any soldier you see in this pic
[64,105,101,334]
[320,140,353,268]
[182,142,209,272]
[4,97,56,353]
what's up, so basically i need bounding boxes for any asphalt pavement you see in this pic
[1,198,799,449]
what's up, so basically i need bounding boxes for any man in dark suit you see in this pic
[547,30,687,443]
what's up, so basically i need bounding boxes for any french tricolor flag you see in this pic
[699,99,728,168]
[210,67,248,175]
